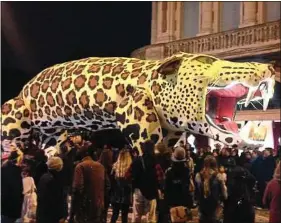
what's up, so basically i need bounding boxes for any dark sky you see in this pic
[1,2,152,103]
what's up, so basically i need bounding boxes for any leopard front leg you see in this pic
[116,89,163,155]
[161,128,184,149]
[40,129,69,156]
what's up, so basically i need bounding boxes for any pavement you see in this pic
[106,206,269,223]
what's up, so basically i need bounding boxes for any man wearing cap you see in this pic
[164,147,193,222]
[36,156,65,223]
[70,140,108,223]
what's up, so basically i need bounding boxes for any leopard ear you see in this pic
[157,57,182,75]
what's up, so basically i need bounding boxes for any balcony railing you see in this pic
[131,20,280,60]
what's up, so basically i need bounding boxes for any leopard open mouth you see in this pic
[205,78,275,138]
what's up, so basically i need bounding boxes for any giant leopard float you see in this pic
[1,53,275,156]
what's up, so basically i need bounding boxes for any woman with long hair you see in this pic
[110,149,132,223]
[195,155,227,223]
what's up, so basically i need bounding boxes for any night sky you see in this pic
[1,2,152,103]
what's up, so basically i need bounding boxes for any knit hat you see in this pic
[47,157,63,172]
[171,146,186,162]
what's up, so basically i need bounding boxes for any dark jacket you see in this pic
[36,170,65,223]
[224,166,256,223]
[127,154,164,200]
[110,176,132,205]
[34,161,48,187]
[59,148,76,188]
[1,161,23,218]
[195,154,205,173]
[164,163,192,208]
[155,153,171,174]
[252,156,275,183]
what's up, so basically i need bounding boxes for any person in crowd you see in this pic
[164,147,193,222]
[1,150,24,223]
[250,149,261,163]
[222,147,236,171]
[110,149,132,223]
[218,165,227,183]
[186,148,196,207]
[224,165,256,223]
[179,140,185,148]
[155,142,172,223]
[274,145,280,166]
[263,162,281,223]
[99,145,114,223]
[21,167,37,223]
[99,144,113,176]
[70,140,109,223]
[212,149,219,157]
[195,155,227,223]
[36,156,65,223]
[33,149,48,187]
[241,151,252,172]
[186,149,194,177]
[231,148,240,166]
[214,143,222,152]
[251,148,275,208]
[194,148,205,174]
[58,141,76,220]
[131,147,140,161]
[125,140,164,223]
[155,142,172,173]
[189,146,197,164]
[204,146,212,156]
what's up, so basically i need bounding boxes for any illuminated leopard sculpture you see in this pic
[1,52,275,155]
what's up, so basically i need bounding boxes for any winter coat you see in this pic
[252,156,275,183]
[33,161,48,187]
[127,155,164,200]
[1,161,24,219]
[263,168,281,223]
[224,166,256,223]
[164,163,193,208]
[155,153,171,174]
[36,170,65,223]
[72,156,106,223]
[110,176,132,205]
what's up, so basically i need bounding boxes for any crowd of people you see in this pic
[1,133,280,223]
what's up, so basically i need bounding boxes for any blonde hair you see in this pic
[113,149,132,178]
[200,155,218,198]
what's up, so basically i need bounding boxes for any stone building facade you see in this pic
[131,2,280,149]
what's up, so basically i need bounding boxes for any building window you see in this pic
[266,2,280,22]
[220,2,240,31]
[183,2,199,38]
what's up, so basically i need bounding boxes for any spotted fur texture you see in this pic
[1,53,275,155]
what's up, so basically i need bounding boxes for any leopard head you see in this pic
[150,52,275,147]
